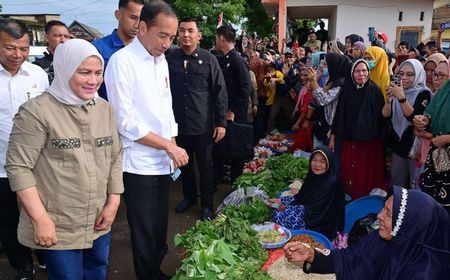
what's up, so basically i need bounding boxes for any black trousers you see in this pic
[176,134,214,209]
[0,178,32,269]
[123,173,170,280]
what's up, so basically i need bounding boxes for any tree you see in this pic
[242,0,274,39]
[167,0,246,49]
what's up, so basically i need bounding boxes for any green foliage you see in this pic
[242,0,274,38]
[293,19,321,33]
[166,0,275,48]
[221,198,272,224]
[167,0,246,49]
[173,216,270,279]
[233,154,309,197]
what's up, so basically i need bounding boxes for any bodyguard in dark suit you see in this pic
[167,17,227,220]
[214,24,253,183]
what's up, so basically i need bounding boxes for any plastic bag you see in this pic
[348,213,379,246]
[408,136,422,160]
[216,186,269,212]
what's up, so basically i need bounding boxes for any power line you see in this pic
[60,1,99,14]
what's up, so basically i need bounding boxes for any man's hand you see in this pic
[227,110,235,121]
[166,143,189,168]
[32,215,58,248]
[95,194,120,231]
[213,127,226,143]
[252,106,258,116]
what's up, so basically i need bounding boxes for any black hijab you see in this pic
[292,146,345,239]
[325,53,351,88]
[332,186,450,280]
[332,59,386,141]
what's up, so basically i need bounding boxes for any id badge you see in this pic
[170,168,181,181]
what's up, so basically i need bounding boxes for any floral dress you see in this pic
[272,195,306,230]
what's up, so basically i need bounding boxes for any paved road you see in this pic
[0,181,231,280]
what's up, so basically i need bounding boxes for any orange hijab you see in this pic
[365,46,390,98]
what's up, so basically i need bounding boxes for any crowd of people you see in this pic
[0,0,450,279]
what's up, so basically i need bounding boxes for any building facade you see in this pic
[262,0,435,51]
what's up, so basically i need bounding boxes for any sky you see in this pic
[1,0,119,35]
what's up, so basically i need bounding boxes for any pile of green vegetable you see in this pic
[173,154,310,279]
[173,215,271,279]
[233,154,309,197]
[220,198,272,224]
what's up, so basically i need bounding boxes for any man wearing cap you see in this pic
[370,30,393,55]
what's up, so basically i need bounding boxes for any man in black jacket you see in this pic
[167,17,227,220]
[33,20,70,83]
[214,24,252,183]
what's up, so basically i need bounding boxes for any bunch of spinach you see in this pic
[232,154,309,197]
[221,198,272,224]
[266,154,309,182]
[174,216,269,279]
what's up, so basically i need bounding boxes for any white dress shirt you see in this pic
[105,37,178,175]
[0,61,49,177]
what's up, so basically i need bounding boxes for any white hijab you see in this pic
[48,38,104,106]
[392,59,428,138]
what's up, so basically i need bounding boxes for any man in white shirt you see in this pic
[105,2,187,279]
[0,19,49,280]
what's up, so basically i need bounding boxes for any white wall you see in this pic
[286,0,434,50]
[328,6,337,41]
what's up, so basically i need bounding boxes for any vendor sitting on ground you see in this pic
[270,146,345,239]
[284,186,450,279]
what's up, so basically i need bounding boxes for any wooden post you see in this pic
[278,0,286,53]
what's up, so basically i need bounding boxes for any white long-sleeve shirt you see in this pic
[105,37,178,175]
[0,62,48,177]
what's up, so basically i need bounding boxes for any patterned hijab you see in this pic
[392,59,429,138]
[48,38,104,106]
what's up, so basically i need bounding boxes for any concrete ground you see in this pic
[0,181,231,280]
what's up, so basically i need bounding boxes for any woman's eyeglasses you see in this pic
[397,72,415,78]
[432,72,449,80]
